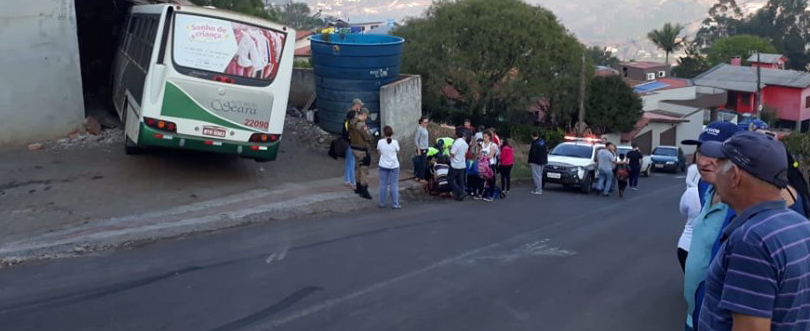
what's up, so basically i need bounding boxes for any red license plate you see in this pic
[202,126,226,137]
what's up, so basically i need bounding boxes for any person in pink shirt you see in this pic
[498,138,514,194]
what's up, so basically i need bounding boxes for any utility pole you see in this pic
[575,52,588,136]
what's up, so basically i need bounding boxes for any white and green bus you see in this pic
[111,4,295,161]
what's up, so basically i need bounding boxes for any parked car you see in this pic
[616,146,652,177]
[544,139,605,193]
[651,146,686,173]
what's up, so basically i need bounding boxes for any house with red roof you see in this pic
[294,30,314,62]
[618,61,671,82]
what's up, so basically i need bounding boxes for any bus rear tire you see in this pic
[122,103,143,155]
[124,136,142,155]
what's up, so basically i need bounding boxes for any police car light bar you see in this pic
[564,136,601,143]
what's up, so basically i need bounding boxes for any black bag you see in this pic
[329,137,348,159]
[361,151,371,166]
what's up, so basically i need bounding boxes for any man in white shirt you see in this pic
[448,131,469,201]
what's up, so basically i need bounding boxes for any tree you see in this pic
[278,1,333,30]
[647,22,685,64]
[673,42,710,78]
[586,76,643,135]
[694,0,745,48]
[587,46,620,67]
[394,0,587,126]
[706,35,777,67]
[190,0,278,20]
[696,0,810,70]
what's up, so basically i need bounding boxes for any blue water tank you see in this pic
[310,33,405,134]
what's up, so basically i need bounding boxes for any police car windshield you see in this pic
[653,147,678,156]
[550,144,592,158]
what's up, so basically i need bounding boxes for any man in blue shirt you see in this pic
[681,121,742,330]
[697,132,810,331]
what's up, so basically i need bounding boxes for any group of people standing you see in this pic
[594,142,644,198]
[413,118,542,202]
[673,121,810,331]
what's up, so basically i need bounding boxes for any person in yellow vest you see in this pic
[349,108,373,199]
[436,137,454,156]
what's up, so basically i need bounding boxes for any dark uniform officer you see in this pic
[349,108,373,199]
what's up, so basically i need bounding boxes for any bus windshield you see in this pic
[172,13,286,85]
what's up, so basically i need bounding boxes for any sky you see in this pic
[286,0,767,46]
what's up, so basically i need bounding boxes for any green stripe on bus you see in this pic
[161,82,258,132]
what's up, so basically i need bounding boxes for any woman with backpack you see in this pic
[478,131,499,202]
[377,126,401,209]
[498,139,514,194]
[615,153,630,198]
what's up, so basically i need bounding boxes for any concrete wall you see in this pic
[288,68,316,110]
[381,75,422,159]
[642,86,697,111]
[0,0,85,147]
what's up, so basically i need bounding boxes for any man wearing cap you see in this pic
[681,121,743,331]
[696,132,810,331]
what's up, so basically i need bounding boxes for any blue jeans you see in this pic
[344,146,355,186]
[598,169,613,195]
[379,167,400,207]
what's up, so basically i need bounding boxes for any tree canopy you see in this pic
[394,0,587,127]
[278,1,336,30]
[696,0,810,70]
[586,76,643,135]
[706,35,777,67]
[647,23,685,64]
[587,46,620,67]
[673,42,710,78]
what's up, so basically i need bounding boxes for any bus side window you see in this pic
[145,17,158,65]
[125,16,138,58]
[139,18,152,68]
[129,16,142,63]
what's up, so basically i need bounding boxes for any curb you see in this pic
[0,179,423,267]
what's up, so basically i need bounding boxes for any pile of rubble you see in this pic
[283,114,336,150]
[50,128,124,151]
[28,117,123,152]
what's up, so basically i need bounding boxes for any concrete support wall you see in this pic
[288,68,316,110]
[381,75,422,159]
[0,0,85,147]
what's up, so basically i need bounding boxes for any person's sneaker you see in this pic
[473,195,482,200]
[631,187,639,191]
[392,205,402,209]
[483,197,494,202]
[379,205,387,209]
[530,190,542,195]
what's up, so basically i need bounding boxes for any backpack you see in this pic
[616,165,630,180]
[478,154,493,179]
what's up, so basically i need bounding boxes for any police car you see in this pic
[543,137,605,193]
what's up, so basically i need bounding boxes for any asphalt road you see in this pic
[0,173,688,331]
